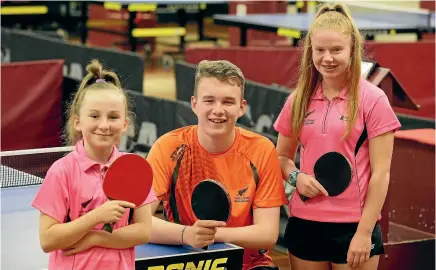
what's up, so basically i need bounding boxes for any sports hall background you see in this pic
[1,1,435,269]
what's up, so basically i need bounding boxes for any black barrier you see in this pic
[1,29,11,63]
[119,91,198,157]
[396,114,435,130]
[175,61,435,134]
[62,76,81,126]
[1,28,144,93]
[175,61,197,102]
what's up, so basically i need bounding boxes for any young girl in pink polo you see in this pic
[32,59,157,270]
[274,3,401,270]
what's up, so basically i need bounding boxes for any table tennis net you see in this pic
[1,146,73,188]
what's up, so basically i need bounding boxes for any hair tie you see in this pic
[96,79,105,83]
[329,7,343,13]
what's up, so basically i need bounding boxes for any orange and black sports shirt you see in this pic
[147,125,288,269]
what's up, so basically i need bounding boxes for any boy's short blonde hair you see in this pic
[194,60,245,100]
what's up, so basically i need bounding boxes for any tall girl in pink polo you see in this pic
[32,59,157,270]
[274,3,401,270]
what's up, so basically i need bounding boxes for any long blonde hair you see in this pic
[63,59,135,145]
[291,2,364,142]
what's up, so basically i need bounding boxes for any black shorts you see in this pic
[284,217,384,264]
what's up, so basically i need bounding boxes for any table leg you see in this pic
[80,2,88,45]
[128,11,137,52]
[240,27,247,46]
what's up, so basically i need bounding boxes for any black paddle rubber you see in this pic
[300,152,352,202]
[191,179,231,222]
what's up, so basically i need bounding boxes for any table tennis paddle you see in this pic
[191,179,231,249]
[300,151,352,202]
[102,154,153,233]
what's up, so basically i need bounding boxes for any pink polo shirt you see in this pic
[31,140,157,270]
[274,78,401,223]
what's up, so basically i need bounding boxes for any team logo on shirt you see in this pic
[340,115,351,122]
[234,186,250,203]
[170,144,187,162]
[304,110,315,125]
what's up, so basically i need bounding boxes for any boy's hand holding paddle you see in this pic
[185,179,231,249]
[183,220,227,249]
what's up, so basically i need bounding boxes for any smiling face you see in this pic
[74,89,128,152]
[191,77,246,138]
[311,28,352,81]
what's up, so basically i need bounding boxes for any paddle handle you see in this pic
[299,194,310,202]
[103,223,114,233]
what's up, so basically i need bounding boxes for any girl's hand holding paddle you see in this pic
[92,200,136,225]
[183,220,226,249]
[296,173,329,199]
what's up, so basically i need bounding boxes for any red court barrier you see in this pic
[420,1,435,11]
[380,238,435,270]
[364,41,435,119]
[389,129,435,234]
[377,128,435,269]
[185,40,435,119]
[1,60,64,151]
[1,28,145,93]
[185,46,302,88]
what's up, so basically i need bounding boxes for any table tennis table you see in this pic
[214,11,436,46]
[79,1,228,52]
[1,166,243,270]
